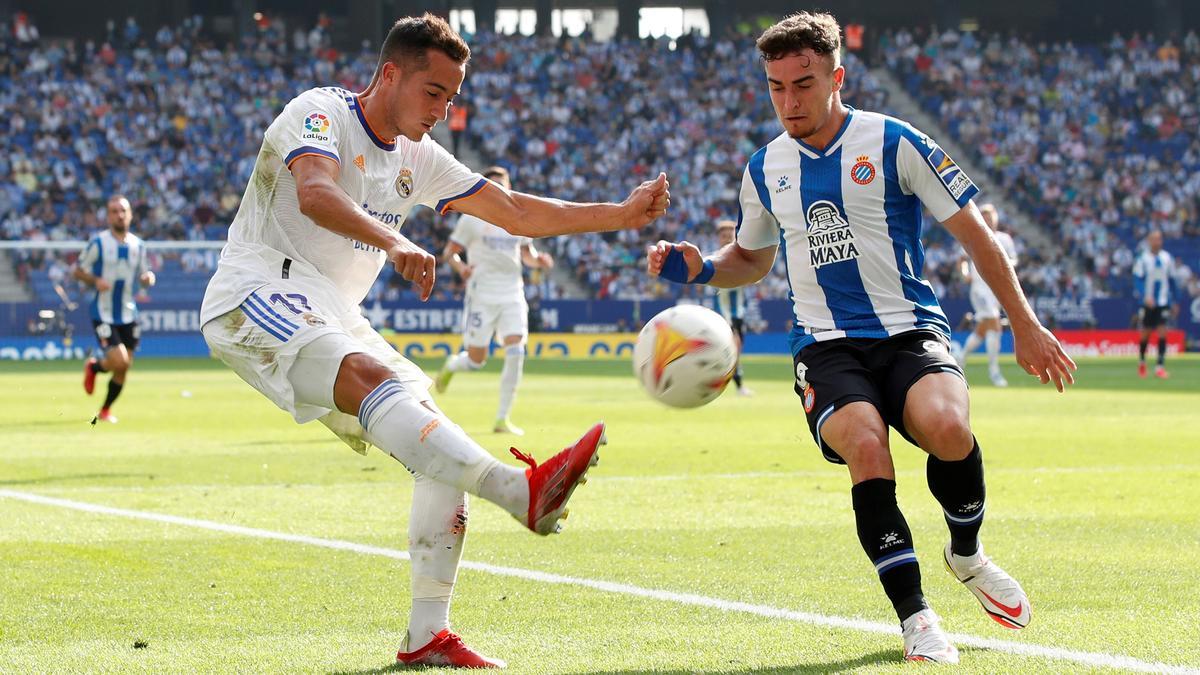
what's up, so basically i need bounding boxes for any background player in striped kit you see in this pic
[1133,229,1176,378]
[73,194,156,423]
[955,203,1018,386]
[648,11,1075,664]
[435,166,556,435]
[712,219,753,396]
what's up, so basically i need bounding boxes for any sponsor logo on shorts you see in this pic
[795,361,809,390]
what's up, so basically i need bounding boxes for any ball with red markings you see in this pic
[633,304,738,408]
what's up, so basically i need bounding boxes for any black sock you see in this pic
[927,440,985,557]
[851,478,927,622]
[102,380,124,410]
[91,360,107,374]
[733,365,743,388]
[1139,337,1149,362]
[1157,337,1167,366]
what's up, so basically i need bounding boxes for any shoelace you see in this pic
[510,447,537,470]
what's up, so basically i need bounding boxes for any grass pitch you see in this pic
[1,355,1198,673]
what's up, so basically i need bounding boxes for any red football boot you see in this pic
[83,357,98,395]
[396,630,506,669]
[1137,362,1148,378]
[509,422,605,535]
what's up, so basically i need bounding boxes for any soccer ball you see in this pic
[633,304,739,408]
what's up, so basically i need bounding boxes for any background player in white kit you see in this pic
[435,166,554,435]
[712,219,753,396]
[956,203,1018,386]
[73,194,156,423]
[199,15,670,669]
[1133,229,1176,378]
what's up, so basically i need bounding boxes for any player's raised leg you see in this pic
[904,372,1030,629]
[436,344,486,394]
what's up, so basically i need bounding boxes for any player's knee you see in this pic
[333,352,395,414]
[916,409,973,460]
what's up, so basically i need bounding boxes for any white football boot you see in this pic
[944,542,1031,629]
[901,609,959,663]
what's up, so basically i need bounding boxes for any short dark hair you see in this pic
[756,12,841,66]
[378,13,470,72]
[482,166,509,182]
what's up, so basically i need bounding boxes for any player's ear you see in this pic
[831,65,845,91]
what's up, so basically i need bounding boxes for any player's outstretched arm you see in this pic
[454,173,670,238]
[645,240,775,288]
[943,202,1077,391]
[292,155,437,301]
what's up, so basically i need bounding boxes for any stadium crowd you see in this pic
[886,26,1200,302]
[1,11,1196,316]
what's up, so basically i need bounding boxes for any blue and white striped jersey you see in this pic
[735,109,978,355]
[1133,249,1175,307]
[713,286,747,322]
[77,230,150,325]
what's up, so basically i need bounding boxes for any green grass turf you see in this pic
[1,355,1198,673]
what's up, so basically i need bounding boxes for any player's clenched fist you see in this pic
[623,172,671,228]
[646,240,703,280]
[387,239,436,301]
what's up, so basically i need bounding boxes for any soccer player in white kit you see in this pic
[435,166,554,435]
[956,203,1018,386]
[199,15,670,669]
[647,12,1075,664]
[73,194,156,424]
[1133,229,1176,378]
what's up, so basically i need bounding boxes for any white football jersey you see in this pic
[1133,249,1175,307]
[201,87,486,324]
[735,109,978,355]
[77,229,150,325]
[967,230,1017,293]
[450,214,529,303]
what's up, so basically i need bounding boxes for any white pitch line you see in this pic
[1,488,1195,674]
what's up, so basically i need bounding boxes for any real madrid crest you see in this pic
[395,168,414,198]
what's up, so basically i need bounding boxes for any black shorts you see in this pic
[1140,306,1169,330]
[792,330,965,464]
[729,317,745,342]
[93,321,140,353]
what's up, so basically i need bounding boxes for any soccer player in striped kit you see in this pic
[712,219,753,396]
[648,12,1076,663]
[74,194,155,424]
[1133,229,1176,378]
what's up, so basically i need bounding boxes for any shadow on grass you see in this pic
[0,472,155,486]
[330,648,900,675]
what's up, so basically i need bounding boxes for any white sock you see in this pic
[961,332,983,365]
[446,351,483,372]
[985,330,1001,374]
[406,472,467,652]
[497,344,524,419]
[358,380,528,516]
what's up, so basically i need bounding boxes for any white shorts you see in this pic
[201,280,432,454]
[969,284,1002,320]
[462,295,528,348]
